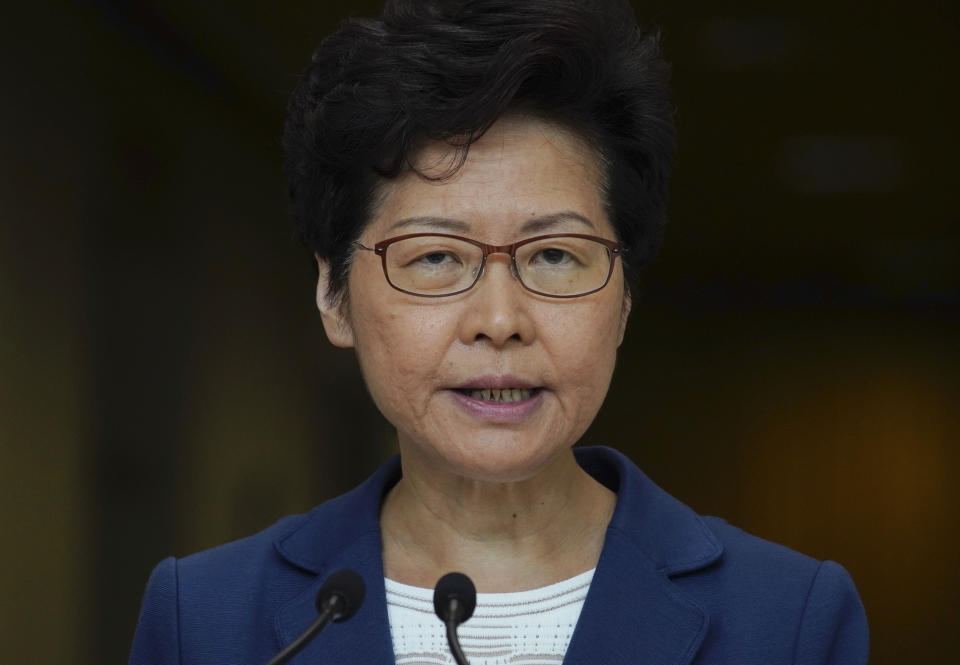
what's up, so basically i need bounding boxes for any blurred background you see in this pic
[1,0,957,663]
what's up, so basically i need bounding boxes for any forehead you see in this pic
[367,115,611,240]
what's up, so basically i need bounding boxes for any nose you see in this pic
[457,255,536,347]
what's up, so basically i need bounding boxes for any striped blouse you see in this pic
[385,568,595,665]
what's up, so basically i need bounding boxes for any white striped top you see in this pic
[385,568,595,665]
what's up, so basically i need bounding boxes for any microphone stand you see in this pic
[442,597,472,665]
[264,595,344,665]
[263,569,365,665]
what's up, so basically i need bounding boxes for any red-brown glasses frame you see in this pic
[354,232,623,298]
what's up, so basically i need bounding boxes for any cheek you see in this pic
[545,303,622,408]
[351,303,455,418]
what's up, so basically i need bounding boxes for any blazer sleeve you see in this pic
[129,556,181,665]
[793,560,869,665]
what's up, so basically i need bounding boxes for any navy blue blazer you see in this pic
[130,446,868,664]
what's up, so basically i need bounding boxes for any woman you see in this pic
[130,1,868,663]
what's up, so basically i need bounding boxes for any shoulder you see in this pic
[579,447,868,662]
[699,515,821,584]
[129,514,314,665]
[128,460,397,665]
[140,511,311,590]
[175,513,307,583]
[687,516,869,664]
[166,455,397,590]
[699,515,861,604]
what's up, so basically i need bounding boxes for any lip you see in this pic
[452,374,538,391]
[446,388,545,423]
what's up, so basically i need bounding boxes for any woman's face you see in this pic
[320,115,629,483]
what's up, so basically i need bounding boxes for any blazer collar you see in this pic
[565,447,722,665]
[272,460,399,664]
[272,446,722,664]
[576,446,723,577]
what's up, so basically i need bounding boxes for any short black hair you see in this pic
[283,0,675,304]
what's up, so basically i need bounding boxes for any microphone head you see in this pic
[316,569,366,622]
[433,572,477,625]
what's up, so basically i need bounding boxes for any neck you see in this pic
[379,447,616,592]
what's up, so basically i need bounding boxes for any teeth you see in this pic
[468,388,533,402]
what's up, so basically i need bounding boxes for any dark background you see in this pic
[2,1,957,663]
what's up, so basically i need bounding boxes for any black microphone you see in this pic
[263,569,366,665]
[433,572,477,665]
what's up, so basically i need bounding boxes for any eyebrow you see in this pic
[519,212,595,234]
[387,211,595,234]
[387,216,471,233]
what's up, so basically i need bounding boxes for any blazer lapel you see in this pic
[564,447,723,665]
[274,529,396,664]
[563,529,709,665]
[272,458,404,664]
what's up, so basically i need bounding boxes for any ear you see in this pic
[617,287,632,347]
[315,255,356,348]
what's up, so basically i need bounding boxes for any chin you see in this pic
[432,435,569,484]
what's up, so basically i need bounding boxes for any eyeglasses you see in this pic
[354,233,622,298]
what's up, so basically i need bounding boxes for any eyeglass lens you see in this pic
[383,235,612,296]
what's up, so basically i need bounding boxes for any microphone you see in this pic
[263,568,366,665]
[433,572,477,665]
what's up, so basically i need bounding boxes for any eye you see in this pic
[415,251,460,266]
[531,247,575,266]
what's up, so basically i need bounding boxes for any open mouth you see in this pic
[454,388,540,403]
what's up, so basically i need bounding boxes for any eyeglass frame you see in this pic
[353,232,623,299]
